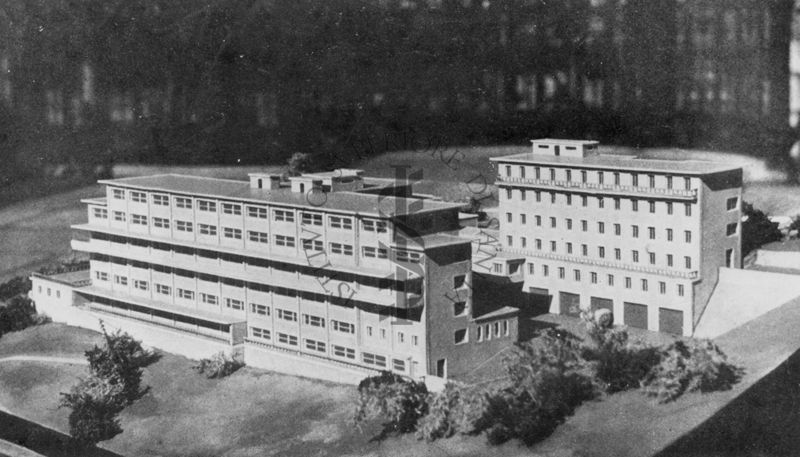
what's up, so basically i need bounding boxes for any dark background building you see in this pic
[0,0,793,180]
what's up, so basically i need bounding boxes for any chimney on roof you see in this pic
[531,139,599,158]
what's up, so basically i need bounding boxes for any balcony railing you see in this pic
[501,247,699,280]
[497,176,698,200]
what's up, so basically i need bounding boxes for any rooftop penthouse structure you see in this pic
[30,169,518,385]
[490,139,743,336]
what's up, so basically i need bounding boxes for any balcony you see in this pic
[501,247,699,280]
[497,176,698,201]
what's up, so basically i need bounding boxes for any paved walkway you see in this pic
[0,355,87,365]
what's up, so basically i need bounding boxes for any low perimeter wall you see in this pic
[244,343,377,385]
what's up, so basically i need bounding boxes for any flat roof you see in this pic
[491,152,741,175]
[98,174,463,217]
[531,138,599,145]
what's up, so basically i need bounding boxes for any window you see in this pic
[614,172,620,185]
[133,280,148,291]
[247,206,268,219]
[614,198,621,210]
[331,320,355,334]
[396,249,421,263]
[505,165,511,176]
[528,263,535,275]
[221,203,242,215]
[566,218,572,230]
[454,329,468,344]
[362,219,388,232]
[685,256,692,269]
[641,279,648,291]
[251,327,270,340]
[197,200,216,212]
[520,214,526,225]
[598,197,604,209]
[667,202,673,215]
[649,252,656,265]
[582,196,588,207]
[362,352,387,367]
[558,267,565,279]
[114,275,127,286]
[250,303,269,316]
[727,197,738,211]
[542,265,549,277]
[566,194,572,205]
[329,215,353,230]
[574,269,581,281]
[304,339,326,353]
[362,246,388,259]
[278,333,298,346]
[150,194,168,206]
[607,274,615,286]
[333,345,355,359]
[199,224,217,236]
[632,225,639,238]
[176,220,193,232]
[667,228,674,241]
[649,227,656,240]
[303,314,325,328]
[177,289,194,300]
[113,211,126,222]
[598,246,605,258]
[685,230,692,243]
[632,174,639,187]
[223,227,242,239]
[535,191,541,202]
[201,293,218,305]
[625,277,632,289]
[520,166,526,178]
[581,220,588,232]
[276,309,297,322]
[153,217,170,229]
[130,191,146,203]
[535,239,542,250]
[535,167,541,179]
[632,250,639,263]
[550,240,557,252]
[684,177,691,190]
[614,223,621,236]
[506,212,512,223]
[275,235,295,247]
[302,212,323,226]
[477,326,483,341]
[412,335,419,346]
[726,223,738,236]
[678,284,685,297]
[493,263,502,273]
[126,214,146,226]
[581,170,587,183]
[248,231,269,243]
[649,201,656,213]
[659,281,666,294]
[591,272,598,284]
[550,168,556,180]
[667,254,674,267]
[550,217,556,228]
[505,189,512,200]
[581,244,588,256]
[535,216,542,226]
[274,209,294,222]
[155,284,171,295]
[685,203,692,216]
[667,176,673,189]
[649,175,655,188]
[112,188,125,200]
[520,190,526,201]
[566,242,573,254]
[566,170,572,182]
[550,192,556,204]
[93,208,108,219]
[615,248,621,260]
[95,271,108,281]
[632,200,638,212]
[330,242,353,256]
[175,197,192,209]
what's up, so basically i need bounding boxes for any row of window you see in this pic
[108,189,389,232]
[503,189,699,215]
[503,165,694,190]
[525,263,688,296]
[475,320,511,342]
[248,326,411,372]
[506,216,707,242]
[509,238,695,269]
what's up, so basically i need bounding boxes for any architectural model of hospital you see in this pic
[30,138,743,385]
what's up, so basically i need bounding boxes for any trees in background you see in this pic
[741,201,783,257]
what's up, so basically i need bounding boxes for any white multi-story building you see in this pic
[30,169,518,384]
[491,139,743,336]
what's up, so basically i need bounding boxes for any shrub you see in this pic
[193,352,244,378]
[0,296,38,334]
[581,312,661,393]
[485,330,596,446]
[642,340,742,403]
[59,374,126,446]
[354,371,428,436]
[741,201,783,257]
[0,276,31,301]
[415,382,491,441]
[84,327,159,404]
